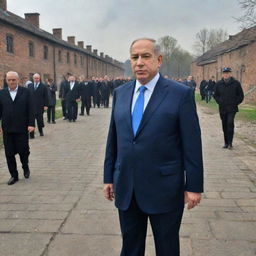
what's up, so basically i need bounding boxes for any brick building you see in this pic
[0,0,124,87]
[191,26,256,102]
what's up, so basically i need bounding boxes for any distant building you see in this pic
[0,0,124,87]
[191,26,256,102]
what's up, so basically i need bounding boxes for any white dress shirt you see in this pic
[70,82,75,90]
[131,73,160,113]
[8,86,18,101]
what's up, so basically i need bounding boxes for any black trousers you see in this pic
[67,101,78,121]
[118,195,184,256]
[80,100,91,115]
[35,112,44,132]
[47,106,56,122]
[3,132,30,178]
[61,99,67,118]
[220,112,236,145]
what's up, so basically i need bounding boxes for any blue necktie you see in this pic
[132,86,147,135]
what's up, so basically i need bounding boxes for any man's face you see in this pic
[130,40,162,85]
[69,76,75,82]
[33,75,40,83]
[6,73,19,90]
[222,72,231,80]
[187,75,192,81]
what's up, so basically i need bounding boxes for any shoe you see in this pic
[72,119,76,122]
[52,121,56,124]
[63,117,67,120]
[47,121,50,123]
[24,168,30,179]
[39,131,44,136]
[69,119,72,122]
[7,177,19,185]
[79,113,84,116]
[222,144,228,149]
[228,144,233,150]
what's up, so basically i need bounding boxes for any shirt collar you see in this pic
[8,86,18,92]
[135,73,160,93]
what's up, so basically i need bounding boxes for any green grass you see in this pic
[195,92,256,122]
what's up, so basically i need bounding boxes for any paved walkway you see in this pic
[0,104,255,256]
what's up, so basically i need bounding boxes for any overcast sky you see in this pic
[7,0,242,62]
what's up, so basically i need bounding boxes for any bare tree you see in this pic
[235,0,256,28]
[159,36,178,75]
[158,36,193,78]
[193,28,228,56]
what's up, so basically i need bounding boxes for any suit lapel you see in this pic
[123,81,136,136]
[3,88,13,102]
[14,86,23,102]
[135,76,169,138]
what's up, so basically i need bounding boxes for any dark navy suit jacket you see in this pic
[104,75,203,214]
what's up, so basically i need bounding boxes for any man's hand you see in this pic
[44,106,48,111]
[184,191,201,210]
[76,98,81,102]
[28,126,35,133]
[103,184,114,201]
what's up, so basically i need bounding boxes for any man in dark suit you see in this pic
[214,67,244,149]
[59,73,70,120]
[79,76,92,116]
[28,73,48,138]
[103,38,204,256]
[0,71,35,185]
[65,75,80,122]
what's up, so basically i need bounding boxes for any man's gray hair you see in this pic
[33,73,40,78]
[6,71,19,78]
[130,38,161,56]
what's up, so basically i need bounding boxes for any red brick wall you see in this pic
[0,21,124,88]
[191,43,256,102]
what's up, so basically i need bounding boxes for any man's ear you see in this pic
[158,55,163,68]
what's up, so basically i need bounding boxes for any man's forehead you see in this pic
[131,40,154,53]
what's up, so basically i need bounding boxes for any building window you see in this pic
[6,34,14,53]
[80,56,84,66]
[74,54,77,65]
[43,45,48,60]
[58,50,62,62]
[67,52,70,63]
[28,41,34,57]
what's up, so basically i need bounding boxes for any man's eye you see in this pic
[131,56,138,60]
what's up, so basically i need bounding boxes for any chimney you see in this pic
[67,36,75,45]
[100,52,104,58]
[24,13,40,28]
[0,0,7,10]
[93,49,98,55]
[52,28,62,40]
[78,41,84,48]
[86,45,92,52]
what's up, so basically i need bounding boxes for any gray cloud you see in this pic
[8,0,242,61]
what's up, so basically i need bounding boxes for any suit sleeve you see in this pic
[43,84,49,107]
[27,89,35,127]
[179,89,204,193]
[236,81,244,105]
[103,90,117,183]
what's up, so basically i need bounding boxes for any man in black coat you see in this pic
[28,73,48,138]
[0,71,35,185]
[59,74,70,120]
[79,76,92,116]
[199,79,207,100]
[46,78,57,123]
[214,67,244,149]
[65,75,80,122]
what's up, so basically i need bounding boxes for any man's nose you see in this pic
[136,56,144,65]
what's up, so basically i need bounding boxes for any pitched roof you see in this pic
[194,25,256,66]
[0,9,123,69]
